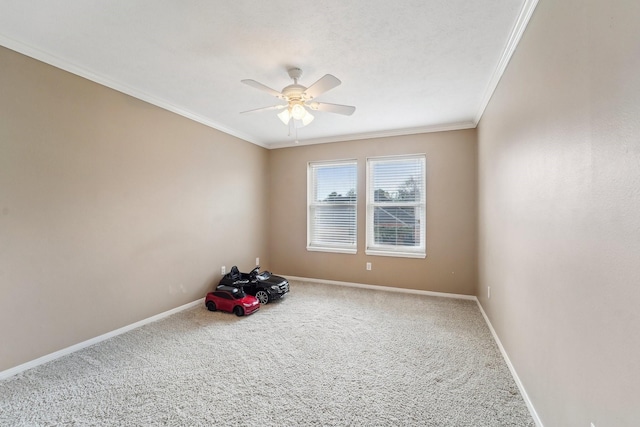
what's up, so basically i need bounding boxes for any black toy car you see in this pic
[219,266,289,304]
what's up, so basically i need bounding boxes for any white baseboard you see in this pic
[1,279,541,426]
[475,300,544,427]
[288,275,541,426]
[286,275,477,300]
[0,298,204,381]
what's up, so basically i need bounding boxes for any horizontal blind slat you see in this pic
[366,155,426,255]
[309,161,357,250]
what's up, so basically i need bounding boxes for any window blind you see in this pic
[366,155,426,258]
[307,160,357,254]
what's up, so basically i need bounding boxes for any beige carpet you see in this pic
[0,281,534,426]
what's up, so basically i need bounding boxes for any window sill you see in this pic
[307,246,357,255]
[365,249,426,259]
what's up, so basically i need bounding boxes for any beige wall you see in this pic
[477,0,640,426]
[7,2,639,423]
[269,130,478,294]
[0,46,270,371]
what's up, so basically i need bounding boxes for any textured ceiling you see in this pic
[0,0,535,148]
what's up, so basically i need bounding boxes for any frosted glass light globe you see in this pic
[291,104,306,120]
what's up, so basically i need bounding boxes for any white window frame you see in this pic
[307,159,358,254]
[366,154,426,258]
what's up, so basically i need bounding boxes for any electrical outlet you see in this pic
[221,266,226,275]
[488,286,491,299]
[256,257,259,266]
[366,262,372,271]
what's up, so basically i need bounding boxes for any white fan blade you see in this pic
[308,102,355,116]
[241,79,284,99]
[240,104,287,114]
[303,74,341,99]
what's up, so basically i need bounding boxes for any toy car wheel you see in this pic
[255,290,269,305]
[233,306,244,317]
[206,301,216,312]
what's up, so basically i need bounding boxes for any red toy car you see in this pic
[205,285,260,316]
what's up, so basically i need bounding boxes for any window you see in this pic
[307,160,357,254]
[366,154,426,258]
[214,291,232,299]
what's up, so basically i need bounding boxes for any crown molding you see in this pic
[2,0,537,152]
[0,34,268,149]
[267,121,477,149]
[473,0,539,126]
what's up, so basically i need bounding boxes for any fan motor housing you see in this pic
[282,84,306,102]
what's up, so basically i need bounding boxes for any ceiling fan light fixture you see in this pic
[301,111,314,126]
[291,103,307,120]
[277,108,291,125]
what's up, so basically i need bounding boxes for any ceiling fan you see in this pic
[241,67,356,128]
